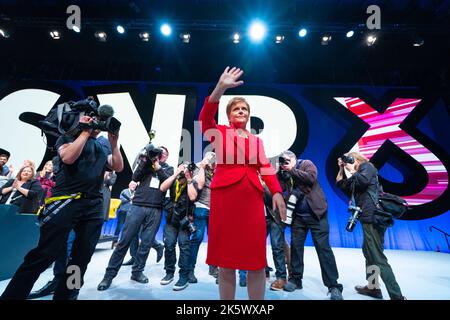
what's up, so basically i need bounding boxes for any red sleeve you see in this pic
[198,96,219,135]
[257,137,282,195]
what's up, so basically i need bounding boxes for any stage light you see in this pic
[160,24,172,37]
[72,25,80,33]
[321,34,331,45]
[248,21,267,42]
[346,30,354,38]
[298,28,307,37]
[233,33,240,44]
[139,32,150,41]
[0,28,10,38]
[95,31,107,42]
[413,36,424,47]
[50,30,61,40]
[366,35,377,46]
[116,25,125,34]
[180,33,191,43]
[275,35,285,44]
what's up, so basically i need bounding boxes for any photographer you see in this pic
[159,163,196,291]
[187,152,218,284]
[278,151,343,300]
[1,113,124,300]
[336,152,405,300]
[97,146,173,291]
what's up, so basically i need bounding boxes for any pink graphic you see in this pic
[335,97,448,206]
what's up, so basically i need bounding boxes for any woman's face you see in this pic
[21,167,33,181]
[44,161,53,172]
[345,160,359,172]
[228,102,249,127]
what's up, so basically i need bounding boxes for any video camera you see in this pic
[39,97,121,138]
[346,204,362,232]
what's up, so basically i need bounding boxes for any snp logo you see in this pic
[66,265,81,290]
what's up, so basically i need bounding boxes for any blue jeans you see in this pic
[189,207,209,270]
[266,217,287,280]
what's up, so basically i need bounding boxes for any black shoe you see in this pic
[97,278,113,291]
[156,245,164,263]
[160,273,175,285]
[28,279,59,299]
[188,271,198,284]
[173,277,189,291]
[131,272,149,284]
[122,258,135,266]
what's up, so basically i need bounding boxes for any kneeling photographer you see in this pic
[1,97,124,300]
[336,152,405,300]
[277,151,343,300]
[159,162,196,291]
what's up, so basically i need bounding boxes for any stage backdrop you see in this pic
[1,80,449,252]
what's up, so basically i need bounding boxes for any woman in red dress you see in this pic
[199,66,286,300]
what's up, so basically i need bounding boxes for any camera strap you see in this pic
[174,180,187,203]
[350,180,357,207]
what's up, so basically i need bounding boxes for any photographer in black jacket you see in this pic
[97,146,173,291]
[159,162,196,291]
[336,151,405,300]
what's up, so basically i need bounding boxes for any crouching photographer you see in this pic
[336,152,405,300]
[159,163,196,291]
[277,151,343,300]
[1,98,124,300]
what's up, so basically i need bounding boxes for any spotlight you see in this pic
[180,33,190,43]
[413,36,424,47]
[298,28,307,37]
[139,32,150,42]
[0,28,10,38]
[346,30,354,38]
[116,25,125,34]
[366,35,377,46]
[233,33,240,44]
[248,21,267,43]
[50,30,61,40]
[72,25,80,33]
[275,35,285,44]
[321,34,331,45]
[95,31,107,42]
[160,23,172,37]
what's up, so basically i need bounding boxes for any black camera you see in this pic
[144,143,163,162]
[341,154,355,164]
[178,162,197,179]
[40,97,121,138]
[278,169,292,182]
[279,156,291,166]
[346,204,362,232]
[180,216,197,234]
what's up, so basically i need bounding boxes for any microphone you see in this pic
[97,104,115,118]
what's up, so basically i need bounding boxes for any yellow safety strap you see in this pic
[44,192,82,205]
[174,180,187,203]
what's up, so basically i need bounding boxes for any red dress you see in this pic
[199,96,282,270]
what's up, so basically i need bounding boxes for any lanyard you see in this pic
[175,179,187,203]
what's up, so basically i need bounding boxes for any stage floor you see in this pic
[1,243,449,300]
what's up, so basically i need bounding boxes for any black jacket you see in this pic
[0,179,44,213]
[336,161,379,224]
[131,159,174,208]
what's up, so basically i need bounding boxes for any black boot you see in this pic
[155,245,164,263]
[97,278,113,291]
[122,258,135,266]
[131,272,149,284]
[28,278,59,299]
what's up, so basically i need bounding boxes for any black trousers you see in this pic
[0,198,104,300]
[290,212,343,291]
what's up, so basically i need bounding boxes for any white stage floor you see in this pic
[1,243,449,300]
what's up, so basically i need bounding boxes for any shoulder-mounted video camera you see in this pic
[39,97,121,139]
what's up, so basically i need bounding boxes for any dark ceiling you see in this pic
[0,0,449,88]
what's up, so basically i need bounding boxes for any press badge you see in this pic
[149,176,160,189]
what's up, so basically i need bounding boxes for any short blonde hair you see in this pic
[345,152,369,163]
[226,97,250,117]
